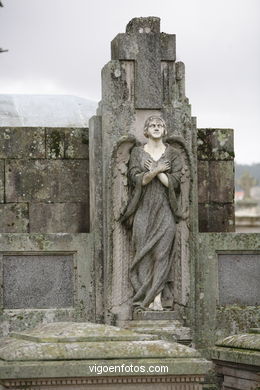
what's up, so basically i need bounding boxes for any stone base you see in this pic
[132,310,178,321]
[125,319,192,345]
[0,322,211,389]
[210,330,260,389]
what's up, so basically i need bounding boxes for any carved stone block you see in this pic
[0,127,45,158]
[0,203,28,232]
[29,203,89,233]
[197,161,209,203]
[218,254,260,305]
[46,128,88,159]
[197,128,234,160]
[2,254,74,309]
[6,159,89,202]
[199,203,234,232]
[0,160,4,203]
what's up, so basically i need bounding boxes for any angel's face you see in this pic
[147,119,165,139]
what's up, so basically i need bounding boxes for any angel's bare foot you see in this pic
[149,293,164,311]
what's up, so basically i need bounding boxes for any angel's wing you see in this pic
[110,135,138,318]
[165,135,192,308]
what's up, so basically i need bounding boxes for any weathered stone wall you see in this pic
[0,127,89,233]
[197,128,235,232]
[0,233,95,336]
[195,233,260,352]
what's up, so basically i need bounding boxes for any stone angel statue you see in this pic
[110,115,191,318]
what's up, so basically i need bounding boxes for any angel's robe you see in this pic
[121,144,183,308]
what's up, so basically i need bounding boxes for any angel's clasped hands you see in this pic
[144,159,171,174]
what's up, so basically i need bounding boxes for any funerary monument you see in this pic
[0,17,259,389]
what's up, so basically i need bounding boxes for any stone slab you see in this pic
[0,233,95,331]
[0,308,78,337]
[0,127,45,158]
[0,322,211,387]
[197,128,234,160]
[216,331,260,350]
[135,33,162,109]
[218,254,260,306]
[0,160,4,203]
[0,360,210,382]
[197,161,209,203]
[10,322,156,343]
[196,233,260,349]
[2,254,74,309]
[29,203,89,233]
[0,321,202,362]
[46,128,88,159]
[0,203,28,233]
[0,337,201,362]
[209,161,234,203]
[111,27,163,109]
[125,320,191,343]
[160,33,176,60]
[6,159,88,202]
[133,311,178,321]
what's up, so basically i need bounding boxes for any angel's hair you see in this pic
[143,116,167,138]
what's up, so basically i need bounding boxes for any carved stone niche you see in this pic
[89,17,198,325]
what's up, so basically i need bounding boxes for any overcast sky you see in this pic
[1,0,259,164]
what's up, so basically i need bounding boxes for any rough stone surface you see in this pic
[89,115,104,323]
[218,254,260,306]
[0,321,203,362]
[98,16,198,327]
[197,128,235,233]
[209,161,234,203]
[46,127,88,159]
[126,17,161,34]
[211,329,260,390]
[6,159,88,202]
[10,322,156,343]
[215,330,260,350]
[216,305,260,339]
[195,233,260,349]
[0,160,4,203]
[197,161,209,203]
[3,254,74,309]
[0,322,211,388]
[133,311,178,321]
[126,320,191,344]
[197,128,234,161]
[29,203,89,233]
[0,203,29,232]
[198,203,235,232]
[0,233,95,334]
[0,127,45,158]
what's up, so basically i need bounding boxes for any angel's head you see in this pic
[143,116,167,138]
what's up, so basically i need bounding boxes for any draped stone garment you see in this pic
[121,144,182,308]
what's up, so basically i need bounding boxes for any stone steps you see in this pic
[125,313,192,346]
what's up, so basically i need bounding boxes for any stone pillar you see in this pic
[197,128,235,232]
[90,17,198,324]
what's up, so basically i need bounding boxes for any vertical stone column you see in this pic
[197,128,235,232]
[90,17,198,324]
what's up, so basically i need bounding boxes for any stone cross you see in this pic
[111,17,176,109]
